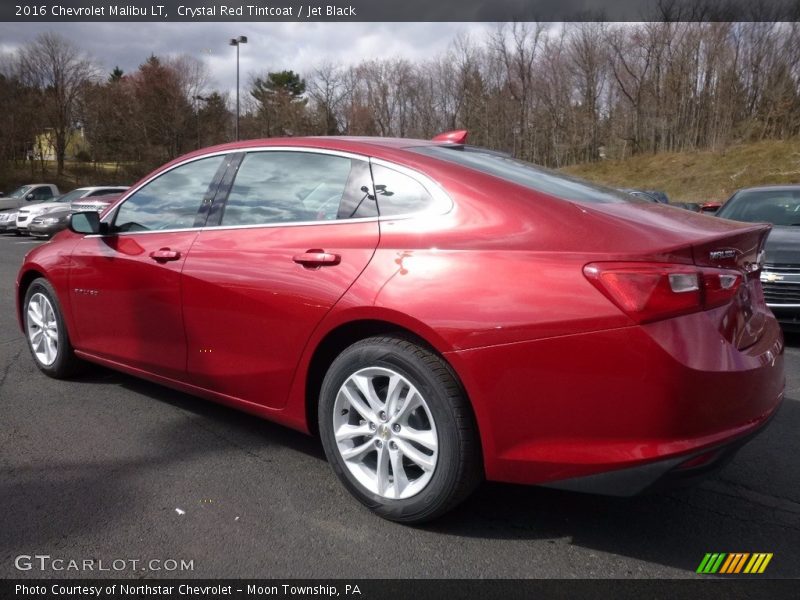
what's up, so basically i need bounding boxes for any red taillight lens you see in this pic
[703,270,743,309]
[584,262,743,324]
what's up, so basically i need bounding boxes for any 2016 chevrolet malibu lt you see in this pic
[16,133,785,523]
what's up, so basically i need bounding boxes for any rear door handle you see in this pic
[149,248,181,262]
[292,250,341,268]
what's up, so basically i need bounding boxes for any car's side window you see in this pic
[113,155,225,232]
[338,159,378,219]
[219,151,357,226]
[31,187,52,200]
[369,164,436,216]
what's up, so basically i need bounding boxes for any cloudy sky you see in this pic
[0,22,493,95]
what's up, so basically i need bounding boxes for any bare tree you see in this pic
[308,61,348,135]
[6,22,800,188]
[17,33,98,176]
[490,22,544,158]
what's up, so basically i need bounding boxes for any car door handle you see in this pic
[292,250,341,267]
[149,248,181,262]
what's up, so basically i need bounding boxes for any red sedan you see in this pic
[16,133,784,523]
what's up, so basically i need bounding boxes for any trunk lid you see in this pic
[579,202,770,349]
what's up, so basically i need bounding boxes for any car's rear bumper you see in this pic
[448,307,785,492]
[541,407,778,496]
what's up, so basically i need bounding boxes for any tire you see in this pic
[22,278,82,378]
[319,335,482,523]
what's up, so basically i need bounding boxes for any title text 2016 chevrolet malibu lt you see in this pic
[17,134,785,523]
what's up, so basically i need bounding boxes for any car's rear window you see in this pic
[412,146,641,204]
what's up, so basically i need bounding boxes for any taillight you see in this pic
[704,270,743,308]
[584,262,742,324]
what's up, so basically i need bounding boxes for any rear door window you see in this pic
[218,151,368,226]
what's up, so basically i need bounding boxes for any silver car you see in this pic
[0,210,19,232]
[15,186,128,235]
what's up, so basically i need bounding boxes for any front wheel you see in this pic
[319,336,482,523]
[23,278,82,378]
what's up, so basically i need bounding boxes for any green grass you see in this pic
[561,139,800,203]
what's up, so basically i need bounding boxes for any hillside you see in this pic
[561,139,800,204]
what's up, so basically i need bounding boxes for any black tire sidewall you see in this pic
[319,338,466,522]
[23,278,74,378]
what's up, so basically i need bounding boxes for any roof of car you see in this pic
[190,136,445,157]
[142,136,458,182]
[736,184,800,193]
[73,186,128,191]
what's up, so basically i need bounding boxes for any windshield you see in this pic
[412,146,644,205]
[717,189,800,225]
[57,189,90,204]
[8,185,33,198]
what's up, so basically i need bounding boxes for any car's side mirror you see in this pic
[25,193,35,201]
[68,211,102,235]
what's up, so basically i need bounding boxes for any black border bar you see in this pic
[2,0,800,22]
[3,579,799,600]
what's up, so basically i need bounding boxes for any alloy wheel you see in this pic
[26,292,59,366]
[332,367,439,500]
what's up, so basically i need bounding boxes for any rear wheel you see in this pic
[319,336,482,523]
[23,278,81,378]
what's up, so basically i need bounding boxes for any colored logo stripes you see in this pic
[697,553,773,574]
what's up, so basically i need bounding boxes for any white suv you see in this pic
[15,186,128,234]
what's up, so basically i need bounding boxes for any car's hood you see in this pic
[19,201,63,214]
[32,206,73,217]
[763,225,800,265]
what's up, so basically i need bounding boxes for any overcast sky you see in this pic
[0,22,493,95]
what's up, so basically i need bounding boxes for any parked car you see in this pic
[645,190,670,204]
[619,189,670,204]
[620,188,660,202]
[0,184,59,211]
[16,186,128,235]
[70,187,129,213]
[28,206,75,239]
[700,201,723,213]
[0,210,19,233]
[17,133,784,523]
[715,185,800,329]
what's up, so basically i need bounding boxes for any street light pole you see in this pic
[194,95,210,149]
[229,35,247,141]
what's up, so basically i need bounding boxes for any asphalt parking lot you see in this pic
[0,234,798,579]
